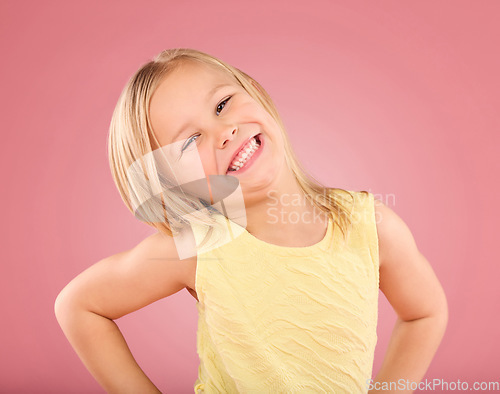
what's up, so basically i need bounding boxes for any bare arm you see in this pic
[54,231,192,394]
[368,199,448,394]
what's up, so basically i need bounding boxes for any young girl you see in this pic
[55,48,448,393]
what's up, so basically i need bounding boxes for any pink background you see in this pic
[1,1,499,392]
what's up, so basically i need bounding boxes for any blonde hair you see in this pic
[108,48,360,248]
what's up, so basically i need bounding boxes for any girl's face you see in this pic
[149,61,287,197]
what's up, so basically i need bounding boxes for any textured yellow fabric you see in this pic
[191,190,379,393]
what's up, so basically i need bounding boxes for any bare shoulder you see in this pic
[373,197,419,270]
[130,230,184,263]
[55,230,196,320]
[372,197,448,321]
[133,231,197,290]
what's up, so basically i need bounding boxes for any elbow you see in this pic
[430,291,449,335]
[440,300,449,332]
[427,297,449,348]
[437,287,449,323]
[54,285,80,329]
[406,291,449,332]
[426,279,449,328]
[54,288,70,326]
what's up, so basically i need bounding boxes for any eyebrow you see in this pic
[168,83,232,144]
[206,83,232,101]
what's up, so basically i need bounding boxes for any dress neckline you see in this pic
[238,215,337,255]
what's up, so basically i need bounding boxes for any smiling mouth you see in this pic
[226,134,262,174]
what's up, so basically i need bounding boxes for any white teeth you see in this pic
[228,136,261,172]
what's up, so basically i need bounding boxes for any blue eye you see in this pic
[216,96,231,116]
[179,95,231,157]
[181,134,200,152]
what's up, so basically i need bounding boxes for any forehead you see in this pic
[149,61,238,144]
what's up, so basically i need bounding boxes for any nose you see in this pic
[218,126,238,149]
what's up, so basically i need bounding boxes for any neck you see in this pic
[240,167,328,247]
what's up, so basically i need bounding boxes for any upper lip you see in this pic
[225,134,259,173]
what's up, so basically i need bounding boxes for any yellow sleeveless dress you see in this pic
[191,190,379,393]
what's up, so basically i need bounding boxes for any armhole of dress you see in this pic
[365,192,380,289]
[191,222,206,306]
[195,251,203,305]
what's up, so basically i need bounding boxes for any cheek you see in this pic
[162,144,210,186]
[197,149,217,176]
